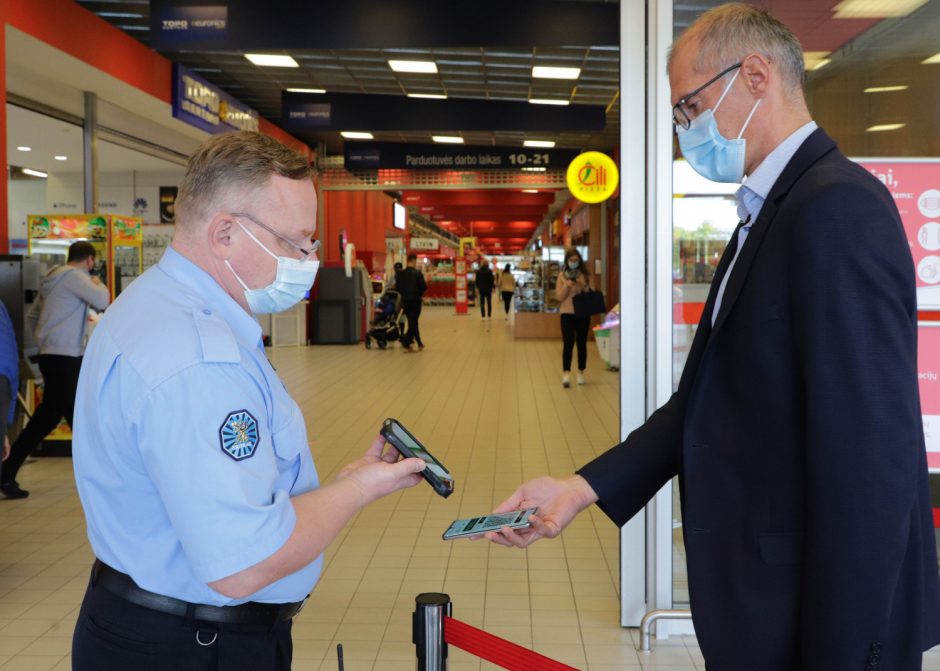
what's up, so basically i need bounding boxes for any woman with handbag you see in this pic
[555,248,593,388]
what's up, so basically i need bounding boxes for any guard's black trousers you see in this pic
[72,575,293,671]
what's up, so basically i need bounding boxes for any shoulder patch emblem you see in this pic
[219,410,259,461]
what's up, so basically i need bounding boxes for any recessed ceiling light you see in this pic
[524,140,556,148]
[287,88,326,94]
[16,146,31,152]
[923,53,940,64]
[864,85,909,93]
[22,168,48,178]
[866,123,906,132]
[532,66,581,80]
[529,98,570,106]
[832,0,928,18]
[389,60,438,74]
[54,155,68,161]
[245,54,299,68]
[432,136,464,144]
[341,132,374,140]
[522,167,547,172]
[408,93,448,100]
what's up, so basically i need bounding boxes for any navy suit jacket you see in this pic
[578,129,940,670]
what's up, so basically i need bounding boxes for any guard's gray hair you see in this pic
[669,3,806,97]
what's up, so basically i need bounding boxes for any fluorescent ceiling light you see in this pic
[832,0,929,18]
[522,189,539,193]
[287,88,326,94]
[811,59,831,71]
[97,11,143,18]
[522,167,547,172]
[245,54,299,68]
[22,168,48,178]
[432,136,464,144]
[923,53,940,64]
[16,146,31,152]
[532,66,580,80]
[803,51,831,70]
[864,85,909,93]
[529,98,570,106]
[524,140,556,148]
[866,123,906,132]
[388,60,438,74]
[54,155,68,161]
[408,93,447,99]
[341,132,374,140]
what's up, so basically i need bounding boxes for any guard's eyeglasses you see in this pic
[672,63,742,130]
[232,212,320,259]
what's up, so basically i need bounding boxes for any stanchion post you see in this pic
[414,593,452,670]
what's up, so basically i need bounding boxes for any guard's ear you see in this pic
[207,213,236,260]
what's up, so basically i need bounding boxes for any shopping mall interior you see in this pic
[2,0,940,669]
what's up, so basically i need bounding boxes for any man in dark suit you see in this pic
[485,4,940,668]
[397,253,427,352]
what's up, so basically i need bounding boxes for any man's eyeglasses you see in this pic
[231,212,320,259]
[672,63,741,130]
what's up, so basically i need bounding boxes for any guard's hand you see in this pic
[482,475,598,549]
[336,435,425,506]
[2,436,9,461]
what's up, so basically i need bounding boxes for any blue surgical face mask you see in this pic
[226,221,319,314]
[675,69,761,184]
[567,260,580,270]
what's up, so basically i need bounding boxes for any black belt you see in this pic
[92,561,307,626]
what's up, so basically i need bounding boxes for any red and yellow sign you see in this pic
[566,151,619,204]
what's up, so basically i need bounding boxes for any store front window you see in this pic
[670,0,940,608]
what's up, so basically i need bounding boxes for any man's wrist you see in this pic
[567,474,600,510]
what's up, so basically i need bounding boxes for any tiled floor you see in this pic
[2,306,940,670]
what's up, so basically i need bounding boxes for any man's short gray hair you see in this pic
[669,3,806,96]
[176,131,312,228]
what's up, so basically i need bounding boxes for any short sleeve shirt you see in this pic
[72,248,321,606]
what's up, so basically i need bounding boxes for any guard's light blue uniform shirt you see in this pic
[73,247,321,606]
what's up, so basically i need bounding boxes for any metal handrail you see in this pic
[638,608,693,652]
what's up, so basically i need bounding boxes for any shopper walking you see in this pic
[555,249,592,388]
[0,301,19,474]
[397,253,427,351]
[475,259,495,319]
[498,264,516,318]
[1,241,109,500]
[70,131,425,670]
[485,5,940,670]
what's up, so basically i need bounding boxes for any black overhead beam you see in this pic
[282,92,605,136]
[150,0,619,51]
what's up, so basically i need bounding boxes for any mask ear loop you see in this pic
[236,221,278,260]
[712,68,740,114]
[737,99,762,139]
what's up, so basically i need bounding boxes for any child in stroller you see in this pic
[365,290,404,349]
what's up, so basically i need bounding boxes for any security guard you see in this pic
[71,131,426,670]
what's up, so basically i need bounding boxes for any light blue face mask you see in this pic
[675,69,761,184]
[226,221,319,314]
[567,260,580,270]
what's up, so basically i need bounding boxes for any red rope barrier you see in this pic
[443,615,580,671]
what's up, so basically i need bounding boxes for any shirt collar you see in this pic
[157,247,262,348]
[735,120,818,221]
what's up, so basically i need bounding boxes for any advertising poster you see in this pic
[856,160,940,308]
[919,323,940,469]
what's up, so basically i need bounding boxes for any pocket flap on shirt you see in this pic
[758,532,802,566]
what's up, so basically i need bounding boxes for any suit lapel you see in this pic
[708,128,838,339]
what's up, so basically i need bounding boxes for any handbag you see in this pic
[572,289,606,319]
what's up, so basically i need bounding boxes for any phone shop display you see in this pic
[380,418,454,498]
[27,213,143,301]
[442,508,538,540]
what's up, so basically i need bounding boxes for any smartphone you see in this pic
[380,418,454,498]
[442,508,538,540]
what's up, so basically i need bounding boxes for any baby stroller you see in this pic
[365,290,404,349]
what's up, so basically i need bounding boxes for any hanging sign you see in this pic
[566,151,619,204]
[172,64,259,135]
